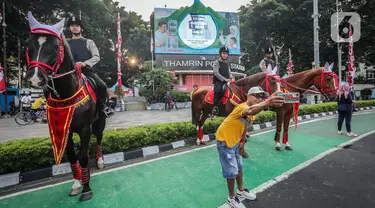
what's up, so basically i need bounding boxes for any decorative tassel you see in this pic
[293,103,300,129]
[71,162,82,180]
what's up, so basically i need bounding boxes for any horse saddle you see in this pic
[82,76,98,103]
[205,87,230,105]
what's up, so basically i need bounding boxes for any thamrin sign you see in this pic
[154,0,240,55]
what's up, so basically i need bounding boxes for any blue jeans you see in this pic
[217,140,242,179]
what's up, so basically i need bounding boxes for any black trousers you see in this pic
[214,81,225,106]
[338,109,352,132]
[83,69,108,106]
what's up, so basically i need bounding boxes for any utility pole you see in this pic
[2,2,8,116]
[312,0,320,67]
[336,0,343,83]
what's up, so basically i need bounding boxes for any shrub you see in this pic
[0,101,374,174]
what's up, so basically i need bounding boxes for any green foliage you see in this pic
[171,91,191,102]
[136,68,173,104]
[1,101,374,174]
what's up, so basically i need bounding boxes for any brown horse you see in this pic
[191,65,281,145]
[272,62,338,151]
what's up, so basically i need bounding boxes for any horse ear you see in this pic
[329,62,335,72]
[27,11,41,30]
[272,66,278,74]
[324,62,330,71]
[267,64,273,74]
[52,18,66,35]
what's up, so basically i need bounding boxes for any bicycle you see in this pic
[15,108,47,125]
[165,98,178,112]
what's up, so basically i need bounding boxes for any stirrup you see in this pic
[212,106,219,115]
[102,106,115,118]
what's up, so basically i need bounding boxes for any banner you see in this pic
[154,1,240,55]
[117,13,123,89]
[348,24,355,86]
[0,64,5,93]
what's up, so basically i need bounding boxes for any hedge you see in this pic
[0,100,374,175]
[171,91,191,102]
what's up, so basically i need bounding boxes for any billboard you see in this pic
[154,2,240,55]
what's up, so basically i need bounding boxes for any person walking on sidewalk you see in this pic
[337,83,357,137]
[215,87,285,207]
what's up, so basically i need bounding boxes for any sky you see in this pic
[118,0,250,21]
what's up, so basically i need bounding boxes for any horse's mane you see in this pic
[61,35,76,70]
[285,67,321,82]
[235,72,267,86]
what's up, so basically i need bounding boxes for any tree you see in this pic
[132,69,173,104]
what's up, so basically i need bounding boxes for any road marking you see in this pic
[1,111,374,200]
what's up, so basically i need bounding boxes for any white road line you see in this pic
[1,111,374,200]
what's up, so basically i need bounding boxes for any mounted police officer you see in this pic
[212,47,233,115]
[67,16,114,117]
[259,46,276,73]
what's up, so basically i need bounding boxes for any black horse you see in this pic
[25,12,106,201]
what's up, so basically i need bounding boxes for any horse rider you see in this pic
[259,46,276,73]
[67,16,114,117]
[212,47,233,115]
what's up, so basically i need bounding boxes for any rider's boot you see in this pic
[102,104,115,118]
[212,105,220,116]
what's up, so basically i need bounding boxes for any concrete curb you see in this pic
[0,106,374,189]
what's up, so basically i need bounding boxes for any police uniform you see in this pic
[212,47,232,113]
[259,47,276,72]
[67,16,113,116]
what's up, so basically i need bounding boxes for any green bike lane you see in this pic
[1,112,374,208]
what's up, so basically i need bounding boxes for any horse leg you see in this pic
[92,116,106,169]
[196,113,208,145]
[283,109,293,151]
[66,131,82,196]
[275,110,284,151]
[78,126,93,201]
[195,108,203,145]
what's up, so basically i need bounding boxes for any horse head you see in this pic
[25,12,70,89]
[236,64,281,101]
[313,62,339,95]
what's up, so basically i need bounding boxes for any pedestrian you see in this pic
[215,87,285,207]
[337,83,357,137]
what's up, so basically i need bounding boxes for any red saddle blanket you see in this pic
[205,88,230,105]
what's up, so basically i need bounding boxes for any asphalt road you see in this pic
[244,132,375,208]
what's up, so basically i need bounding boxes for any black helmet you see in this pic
[264,46,273,54]
[67,16,84,28]
[219,46,229,55]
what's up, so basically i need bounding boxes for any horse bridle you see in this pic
[280,68,338,95]
[26,28,82,97]
[230,73,281,103]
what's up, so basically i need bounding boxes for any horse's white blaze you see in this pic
[276,83,281,92]
[71,179,81,190]
[29,36,47,87]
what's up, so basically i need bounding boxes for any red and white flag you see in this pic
[117,13,123,89]
[288,48,293,76]
[348,24,356,86]
[0,64,5,93]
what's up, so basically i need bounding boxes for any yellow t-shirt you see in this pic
[31,97,45,109]
[216,103,254,148]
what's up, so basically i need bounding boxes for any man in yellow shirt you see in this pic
[216,87,285,208]
[31,94,45,121]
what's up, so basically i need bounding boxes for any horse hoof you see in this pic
[285,146,293,151]
[201,141,206,145]
[96,163,105,169]
[276,146,282,151]
[79,191,93,201]
[70,188,81,196]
